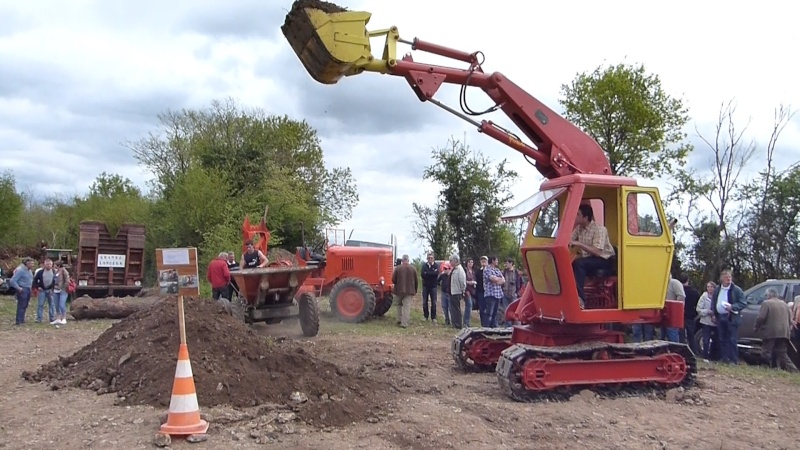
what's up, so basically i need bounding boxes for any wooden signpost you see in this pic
[155,247,200,297]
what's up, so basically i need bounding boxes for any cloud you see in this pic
[1,0,799,261]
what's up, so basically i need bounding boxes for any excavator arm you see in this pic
[282,3,612,179]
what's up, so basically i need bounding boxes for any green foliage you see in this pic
[74,173,150,237]
[420,138,518,260]
[411,203,454,258]
[0,171,23,244]
[559,62,692,178]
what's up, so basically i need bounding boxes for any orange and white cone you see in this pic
[159,343,209,436]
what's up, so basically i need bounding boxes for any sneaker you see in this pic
[58,319,67,325]
[431,319,438,325]
[50,319,59,325]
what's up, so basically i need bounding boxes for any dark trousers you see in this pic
[449,293,463,329]
[212,286,230,301]
[683,318,699,355]
[15,287,31,325]
[701,324,715,359]
[421,285,437,320]
[717,315,739,363]
[572,256,613,301]
[762,338,798,372]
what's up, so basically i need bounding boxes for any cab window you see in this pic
[532,199,560,238]
[626,192,663,236]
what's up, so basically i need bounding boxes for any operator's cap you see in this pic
[480,255,488,261]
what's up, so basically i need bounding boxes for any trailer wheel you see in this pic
[219,295,248,324]
[298,292,320,337]
[372,293,393,317]
[329,277,376,323]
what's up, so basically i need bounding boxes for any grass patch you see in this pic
[0,294,115,331]
[697,358,800,385]
[316,296,472,338]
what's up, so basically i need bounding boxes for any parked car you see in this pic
[0,267,16,295]
[695,279,800,365]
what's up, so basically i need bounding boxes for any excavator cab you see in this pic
[504,174,679,326]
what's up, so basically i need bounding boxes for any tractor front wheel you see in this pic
[329,278,376,323]
[372,293,393,317]
[298,292,320,337]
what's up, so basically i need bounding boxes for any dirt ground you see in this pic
[1,295,800,450]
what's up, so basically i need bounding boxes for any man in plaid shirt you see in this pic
[570,204,615,309]
[482,256,505,327]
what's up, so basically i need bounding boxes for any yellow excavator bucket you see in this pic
[281,2,374,85]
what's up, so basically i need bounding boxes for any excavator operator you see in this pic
[241,240,268,269]
[570,204,616,308]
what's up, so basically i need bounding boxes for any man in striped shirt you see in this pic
[482,256,505,327]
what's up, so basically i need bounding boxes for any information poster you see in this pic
[155,247,199,297]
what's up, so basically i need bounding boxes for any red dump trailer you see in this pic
[74,221,146,298]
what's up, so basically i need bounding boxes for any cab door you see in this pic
[619,187,673,310]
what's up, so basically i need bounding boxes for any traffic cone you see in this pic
[159,343,209,436]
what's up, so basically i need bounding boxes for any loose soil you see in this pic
[21,297,390,427]
[287,0,348,15]
[3,294,800,449]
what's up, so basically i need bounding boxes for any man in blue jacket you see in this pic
[9,257,35,326]
[710,270,747,364]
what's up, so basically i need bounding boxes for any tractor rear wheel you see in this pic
[298,292,320,337]
[372,293,393,317]
[329,278,376,323]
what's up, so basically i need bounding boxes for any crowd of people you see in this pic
[7,257,73,326]
[391,253,527,329]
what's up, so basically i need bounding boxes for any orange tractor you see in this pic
[241,213,396,324]
[294,228,397,323]
[283,2,696,401]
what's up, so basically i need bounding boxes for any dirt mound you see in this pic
[22,297,390,427]
[267,248,298,266]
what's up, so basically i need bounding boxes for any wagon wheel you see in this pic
[372,293,394,317]
[219,295,248,324]
[298,292,320,337]
[329,277,376,323]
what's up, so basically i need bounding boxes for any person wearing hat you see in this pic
[9,257,35,325]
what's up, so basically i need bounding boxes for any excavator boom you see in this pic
[282,2,612,179]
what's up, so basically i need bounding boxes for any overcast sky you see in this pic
[1,0,798,258]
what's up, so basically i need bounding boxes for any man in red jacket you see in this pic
[207,252,231,300]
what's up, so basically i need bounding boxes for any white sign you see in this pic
[97,254,126,268]
[162,248,190,266]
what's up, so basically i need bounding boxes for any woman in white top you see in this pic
[695,281,717,359]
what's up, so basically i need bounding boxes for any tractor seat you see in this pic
[296,247,325,263]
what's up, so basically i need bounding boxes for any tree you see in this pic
[559,62,692,178]
[73,173,151,238]
[411,203,454,258]
[0,171,23,244]
[125,98,358,248]
[422,138,518,259]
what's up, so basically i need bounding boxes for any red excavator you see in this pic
[282,1,696,401]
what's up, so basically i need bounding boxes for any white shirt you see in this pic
[716,286,730,315]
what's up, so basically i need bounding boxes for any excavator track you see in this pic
[496,340,697,402]
[451,327,514,372]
